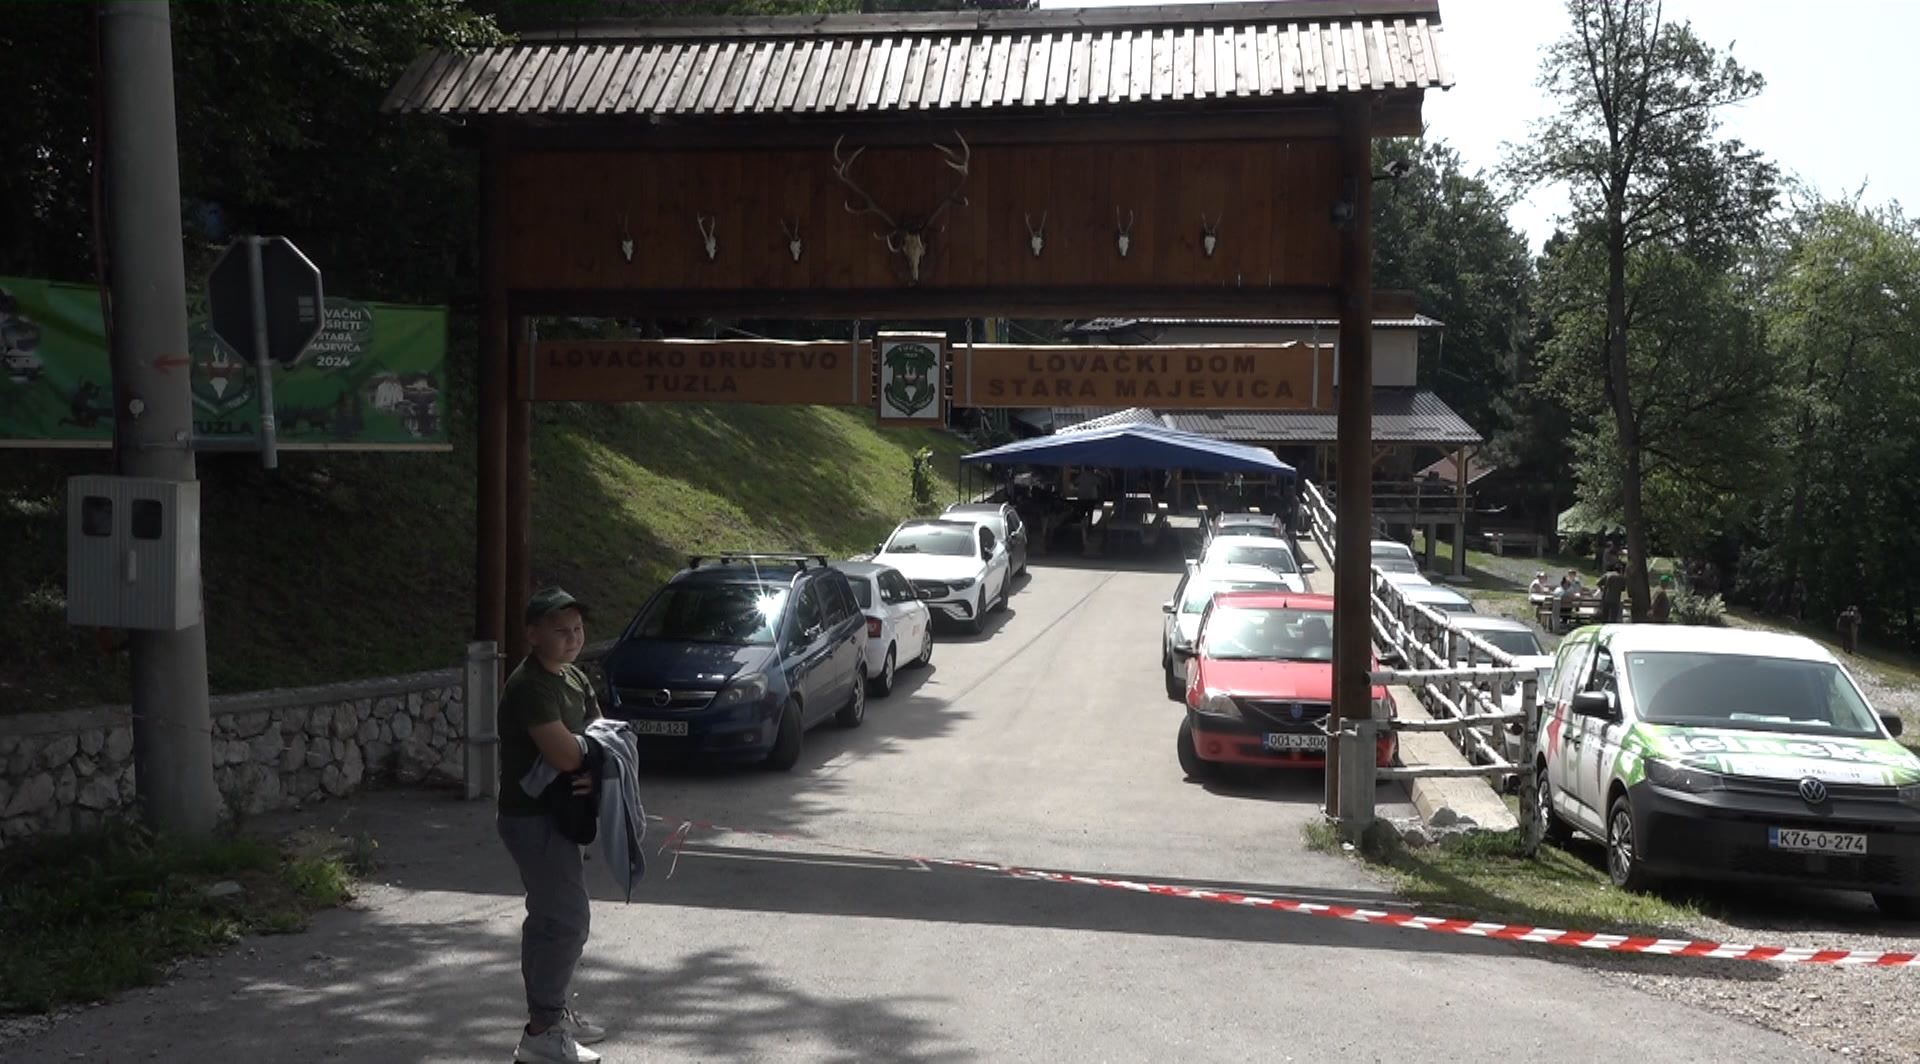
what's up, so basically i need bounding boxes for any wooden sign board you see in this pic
[954,343,1332,411]
[498,140,1340,296]
[875,332,946,427]
[528,338,870,406]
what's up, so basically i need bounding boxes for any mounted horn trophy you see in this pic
[830,132,971,285]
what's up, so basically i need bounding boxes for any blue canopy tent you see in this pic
[961,423,1294,477]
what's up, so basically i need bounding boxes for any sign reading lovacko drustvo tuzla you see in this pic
[876,332,946,428]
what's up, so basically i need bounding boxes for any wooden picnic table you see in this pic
[1533,592,1635,633]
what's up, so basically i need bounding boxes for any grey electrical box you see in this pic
[66,476,202,631]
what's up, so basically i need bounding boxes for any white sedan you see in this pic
[1161,561,1298,699]
[833,561,934,696]
[1198,534,1311,592]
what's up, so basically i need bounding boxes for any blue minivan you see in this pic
[601,554,868,770]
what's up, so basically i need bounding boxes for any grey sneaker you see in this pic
[515,1024,601,1064]
[561,1008,607,1046]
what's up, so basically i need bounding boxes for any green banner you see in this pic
[0,275,450,450]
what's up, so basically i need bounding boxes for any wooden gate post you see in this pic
[1327,95,1377,821]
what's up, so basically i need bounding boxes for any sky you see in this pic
[1039,0,1920,250]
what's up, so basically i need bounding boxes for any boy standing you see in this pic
[498,587,608,1064]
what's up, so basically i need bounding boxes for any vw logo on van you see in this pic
[651,689,674,708]
[1797,777,1829,805]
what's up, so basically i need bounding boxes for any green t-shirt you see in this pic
[497,660,598,817]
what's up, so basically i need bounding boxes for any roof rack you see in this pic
[687,553,830,571]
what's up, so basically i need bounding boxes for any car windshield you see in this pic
[1203,607,1334,662]
[847,578,873,610]
[1376,556,1421,574]
[1211,544,1298,574]
[1624,651,1883,737]
[1182,577,1284,614]
[885,526,976,557]
[1372,542,1413,560]
[633,583,789,645]
[1464,628,1542,657]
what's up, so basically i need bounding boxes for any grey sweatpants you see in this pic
[498,813,591,1027]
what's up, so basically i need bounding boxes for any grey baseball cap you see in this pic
[524,586,587,625]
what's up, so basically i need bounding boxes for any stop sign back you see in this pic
[207,236,324,368]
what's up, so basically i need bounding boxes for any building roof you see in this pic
[1158,389,1481,445]
[1055,407,1164,434]
[1067,314,1445,334]
[1418,452,1497,484]
[383,2,1449,119]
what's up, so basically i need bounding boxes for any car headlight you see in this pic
[714,673,768,708]
[949,578,976,590]
[1643,757,1724,794]
[1195,692,1239,718]
[1898,783,1920,809]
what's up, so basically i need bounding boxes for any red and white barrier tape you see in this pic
[646,814,1920,968]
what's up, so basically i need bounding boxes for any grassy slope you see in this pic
[1,404,966,712]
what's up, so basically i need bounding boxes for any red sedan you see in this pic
[1174,591,1397,778]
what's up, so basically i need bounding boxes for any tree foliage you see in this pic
[0,1,504,304]
[1741,199,1920,638]
[1372,138,1533,440]
[1532,229,1782,556]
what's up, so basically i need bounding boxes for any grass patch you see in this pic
[1307,820,1707,937]
[0,825,354,1012]
[2,401,969,712]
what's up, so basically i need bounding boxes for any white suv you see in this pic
[874,518,1012,636]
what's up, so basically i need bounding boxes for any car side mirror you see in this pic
[1173,645,1197,660]
[1301,562,1318,574]
[1571,690,1618,720]
[1161,601,1175,614]
[1377,648,1405,669]
[1881,711,1905,738]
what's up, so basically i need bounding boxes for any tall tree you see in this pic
[1508,0,1775,618]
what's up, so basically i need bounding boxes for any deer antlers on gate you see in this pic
[831,131,972,284]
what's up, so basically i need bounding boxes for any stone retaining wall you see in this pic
[0,667,466,845]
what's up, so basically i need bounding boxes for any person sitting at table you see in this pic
[1528,571,1552,597]
[1552,574,1575,630]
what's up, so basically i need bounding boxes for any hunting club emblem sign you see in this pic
[877,332,944,427]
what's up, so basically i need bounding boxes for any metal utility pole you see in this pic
[101,0,219,838]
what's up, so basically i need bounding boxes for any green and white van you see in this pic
[1529,625,1920,918]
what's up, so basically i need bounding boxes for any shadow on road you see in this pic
[3,896,969,1064]
[304,793,1523,966]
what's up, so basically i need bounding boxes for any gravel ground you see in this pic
[1442,549,1920,1061]
[1601,909,1920,1064]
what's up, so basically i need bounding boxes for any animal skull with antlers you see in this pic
[832,132,971,285]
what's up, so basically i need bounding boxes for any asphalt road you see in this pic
[8,555,1836,1063]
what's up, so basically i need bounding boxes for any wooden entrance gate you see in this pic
[383,0,1452,814]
